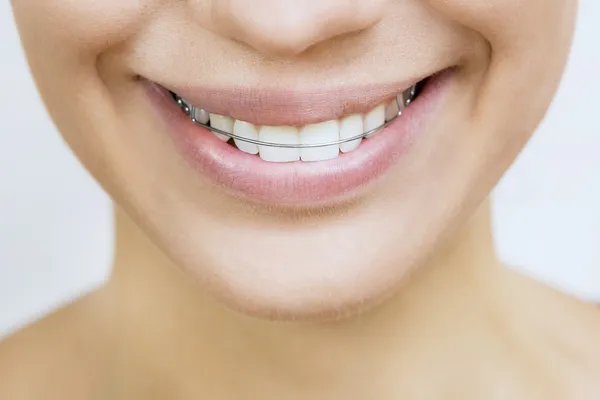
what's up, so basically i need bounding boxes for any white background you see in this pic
[1,2,599,338]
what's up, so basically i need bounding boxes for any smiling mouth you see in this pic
[146,69,451,204]
[167,79,425,163]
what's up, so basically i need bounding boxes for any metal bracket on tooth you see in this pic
[405,86,416,105]
[174,86,417,149]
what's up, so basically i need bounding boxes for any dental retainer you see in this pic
[173,85,417,149]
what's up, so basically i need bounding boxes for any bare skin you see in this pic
[2,203,600,399]
[3,0,600,398]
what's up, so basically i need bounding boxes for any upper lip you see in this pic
[156,74,430,127]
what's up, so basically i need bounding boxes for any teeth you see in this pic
[209,113,233,141]
[363,104,386,138]
[177,84,419,162]
[194,108,210,125]
[300,120,340,162]
[233,120,259,155]
[385,100,400,122]
[258,126,300,162]
[339,114,363,153]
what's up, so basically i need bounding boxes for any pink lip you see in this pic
[160,76,431,127]
[145,71,452,206]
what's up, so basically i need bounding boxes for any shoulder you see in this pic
[0,290,114,399]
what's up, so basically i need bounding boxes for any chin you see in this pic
[185,251,408,321]
[143,195,448,321]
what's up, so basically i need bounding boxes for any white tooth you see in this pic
[209,113,233,142]
[363,104,386,138]
[258,126,300,162]
[300,120,339,162]
[339,114,363,153]
[194,108,210,124]
[385,100,400,122]
[233,120,259,155]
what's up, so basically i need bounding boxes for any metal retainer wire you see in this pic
[175,86,416,149]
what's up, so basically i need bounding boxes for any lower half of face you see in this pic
[12,0,576,318]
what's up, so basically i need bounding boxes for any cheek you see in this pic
[11,0,164,55]
[428,0,576,131]
[427,0,575,53]
[10,0,163,176]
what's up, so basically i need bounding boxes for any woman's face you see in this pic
[12,0,576,318]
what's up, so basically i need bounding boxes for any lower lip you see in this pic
[146,72,452,206]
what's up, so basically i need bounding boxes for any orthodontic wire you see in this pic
[175,87,416,149]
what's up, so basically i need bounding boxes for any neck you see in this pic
[105,200,600,399]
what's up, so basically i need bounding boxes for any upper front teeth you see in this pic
[339,114,363,153]
[176,86,416,163]
[259,126,301,162]
[300,120,340,162]
[233,120,260,155]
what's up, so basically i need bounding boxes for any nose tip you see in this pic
[212,0,386,57]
